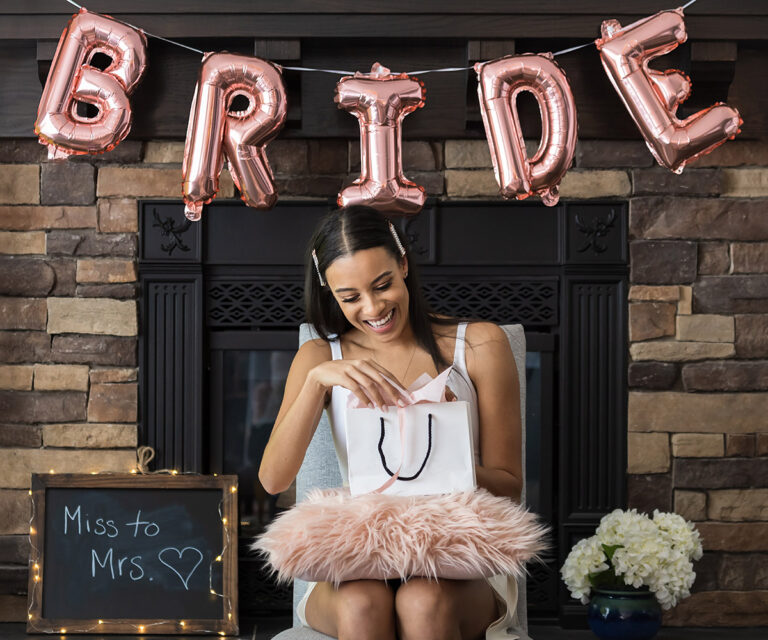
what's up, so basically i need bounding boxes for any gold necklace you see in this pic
[373,342,418,388]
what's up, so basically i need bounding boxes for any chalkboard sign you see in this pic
[27,473,238,635]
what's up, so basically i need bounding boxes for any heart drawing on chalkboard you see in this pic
[158,546,204,590]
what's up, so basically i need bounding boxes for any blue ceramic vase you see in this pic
[587,586,662,640]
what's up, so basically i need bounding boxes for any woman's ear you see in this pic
[401,255,409,279]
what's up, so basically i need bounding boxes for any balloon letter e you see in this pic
[475,54,577,206]
[596,9,741,173]
[336,63,426,216]
[183,53,287,221]
[35,8,148,159]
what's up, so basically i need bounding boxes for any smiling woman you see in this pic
[259,207,522,639]
[257,205,525,640]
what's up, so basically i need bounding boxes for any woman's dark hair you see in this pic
[305,205,457,370]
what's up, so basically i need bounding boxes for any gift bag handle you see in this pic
[377,413,433,481]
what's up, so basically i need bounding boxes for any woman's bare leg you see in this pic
[305,579,397,640]
[394,577,500,640]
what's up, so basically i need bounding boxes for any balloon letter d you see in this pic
[476,54,577,206]
[596,9,741,173]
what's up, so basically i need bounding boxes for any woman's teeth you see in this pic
[366,309,394,328]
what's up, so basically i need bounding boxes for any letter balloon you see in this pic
[183,52,287,221]
[336,63,426,216]
[475,54,577,206]
[35,8,148,159]
[596,9,742,173]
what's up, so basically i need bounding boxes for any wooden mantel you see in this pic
[1,0,765,139]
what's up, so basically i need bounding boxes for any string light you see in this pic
[26,457,236,634]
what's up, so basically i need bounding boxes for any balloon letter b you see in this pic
[35,8,148,159]
[476,54,577,206]
[596,9,741,173]
[182,53,287,220]
[336,63,426,216]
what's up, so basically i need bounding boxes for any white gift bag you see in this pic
[345,368,476,497]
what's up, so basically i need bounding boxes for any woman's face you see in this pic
[324,247,409,343]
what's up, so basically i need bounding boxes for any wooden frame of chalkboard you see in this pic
[27,473,239,635]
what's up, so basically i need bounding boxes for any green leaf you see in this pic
[601,543,623,563]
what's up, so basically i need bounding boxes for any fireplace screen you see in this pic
[209,330,555,619]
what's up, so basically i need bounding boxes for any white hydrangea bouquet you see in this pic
[560,508,703,610]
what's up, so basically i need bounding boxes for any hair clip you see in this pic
[388,222,406,257]
[311,249,326,287]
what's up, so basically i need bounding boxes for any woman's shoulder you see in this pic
[295,337,333,365]
[464,322,515,378]
[464,321,508,346]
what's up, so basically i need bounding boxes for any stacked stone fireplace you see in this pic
[1,136,767,627]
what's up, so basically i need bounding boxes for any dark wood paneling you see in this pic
[301,40,468,138]
[6,14,768,40]
[14,0,768,15]
[0,42,42,137]
[438,202,560,265]
[139,275,204,472]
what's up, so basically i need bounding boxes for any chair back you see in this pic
[293,323,527,628]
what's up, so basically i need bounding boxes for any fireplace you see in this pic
[139,198,628,626]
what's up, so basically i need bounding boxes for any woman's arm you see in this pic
[258,339,332,495]
[465,322,524,503]
[258,338,409,495]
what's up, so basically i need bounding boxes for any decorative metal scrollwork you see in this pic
[574,209,616,255]
[152,209,192,256]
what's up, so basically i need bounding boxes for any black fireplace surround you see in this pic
[138,199,628,627]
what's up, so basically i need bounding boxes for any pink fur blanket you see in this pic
[253,487,550,585]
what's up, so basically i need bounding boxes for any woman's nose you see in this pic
[361,294,385,317]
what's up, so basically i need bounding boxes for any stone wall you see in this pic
[0,137,766,625]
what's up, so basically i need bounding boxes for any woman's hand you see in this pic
[308,359,408,409]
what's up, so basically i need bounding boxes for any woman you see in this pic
[259,205,524,640]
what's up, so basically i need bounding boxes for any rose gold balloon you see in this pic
[35,8,147,160]
[596,9,742,174]
[182,52,287,220]
[475,54,577,207]
[336,63,426,215]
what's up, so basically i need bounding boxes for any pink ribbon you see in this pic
[348,367,452,493]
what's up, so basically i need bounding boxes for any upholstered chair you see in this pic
[270,323,530,639]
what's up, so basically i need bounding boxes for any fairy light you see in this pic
[25,465,236,635]
[49,469,55,474]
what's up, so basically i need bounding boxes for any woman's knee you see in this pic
[395,578,458,639]
[335,580,395,637]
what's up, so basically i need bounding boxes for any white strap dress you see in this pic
[296,322,531,640]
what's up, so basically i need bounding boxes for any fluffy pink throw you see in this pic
[253,487,550,585]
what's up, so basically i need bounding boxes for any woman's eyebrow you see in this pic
[334,271,392,293]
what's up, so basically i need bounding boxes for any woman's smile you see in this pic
[363,307,397,333]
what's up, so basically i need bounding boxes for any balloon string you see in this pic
[62,0,698,70]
